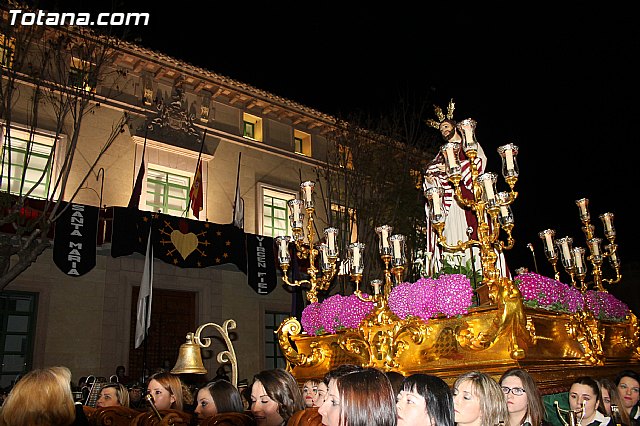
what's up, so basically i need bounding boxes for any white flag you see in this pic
[233,183,244,229]
[135,230,153,349]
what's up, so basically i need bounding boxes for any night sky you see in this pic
[133,5,637,277]
[25,2,639,283]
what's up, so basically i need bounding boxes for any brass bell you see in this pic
[171,332,207,374]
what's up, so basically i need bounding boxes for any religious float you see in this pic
[274,106,638,392]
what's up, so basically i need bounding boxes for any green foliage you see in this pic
[435,255,483,289]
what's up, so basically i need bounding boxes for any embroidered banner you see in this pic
[245,234,277,295]
[110,207,246,272]
[53,203,99,276]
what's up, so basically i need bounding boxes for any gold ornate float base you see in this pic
[277,301,640,392]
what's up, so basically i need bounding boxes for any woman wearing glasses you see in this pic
[499,368,547,426]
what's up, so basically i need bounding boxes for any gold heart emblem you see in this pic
[170,230,199,260]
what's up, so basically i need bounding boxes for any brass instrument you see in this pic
[555,400,586,426]
[145,393,163,420]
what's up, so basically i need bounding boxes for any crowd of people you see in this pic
[0,364,638,426]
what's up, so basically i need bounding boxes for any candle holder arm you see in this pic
[453,184,475,208]
[280,264,312,288]
[603,269,622,285]
[434,227,479,252]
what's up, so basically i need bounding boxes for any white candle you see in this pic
[591,243,599,256]
[577,199,587,216]
[352,245,360,267]
[279,239,288,256]
[545,234,555,255]
[381,228,389,248]
[302,185,313,203]
[373,281,380,295]
[393,239,401,258]
[320,244,328,260]
[574,252,583,269]
[561,242,571,261]
[500,205,509,218]
[505,148,514,171]
[292,202,300,218]
[328,233,335,252]
[604,215,612,232]
[446,145,456,168]
[483,178,495,200]
[432,193,442,215]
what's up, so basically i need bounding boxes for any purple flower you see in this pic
[434,274,473,317]
[341,294,374,329]
[515,272,628,320]
[388,281,414,319]
[389,275,472,319]
[319,294,345,334]
[301,302,323,336]
[409,277,438,320]
[515,272,579,312]
[584,290,628,321]
[300,293,375,335]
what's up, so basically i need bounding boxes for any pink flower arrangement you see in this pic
[300,272,630,336]
[389,274,473,320]
[515,272,584,313]
[301,293,374,336]
[515,272,628,321]
[435,274,475,317]
[584,290,629,321]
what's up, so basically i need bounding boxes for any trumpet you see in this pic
[145,393,163,420]
[554,400,586,426]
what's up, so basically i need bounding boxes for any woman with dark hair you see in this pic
[318,367,396,426]
[250,368,305,426]
[302,379,320,408]
[615,370,640,423]
[386,371,405,399]
[597,378,628,423]
[568,376,610,426]
[499,368,546,426]
[453,371,508,426]
[194,379,244,419]
[396,373,454,426]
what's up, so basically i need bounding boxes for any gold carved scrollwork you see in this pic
[337,333,371,367]
[626,313,640,358]
[276,317,324,369]
[566,311,604,365]
[372,329,399,369]
[526,314,553,344]
[456,278,529,359]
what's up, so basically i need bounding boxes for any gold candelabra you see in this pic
[274,181,410,307]
[275,181,338,303]
[539,198,621,292]
[425,119,519,302]
[350,227,407,309]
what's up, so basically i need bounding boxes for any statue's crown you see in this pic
[426,98,455,129]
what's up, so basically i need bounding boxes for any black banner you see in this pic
[246,234,277,295]
[53,203,99,277]
[110,207,246,272]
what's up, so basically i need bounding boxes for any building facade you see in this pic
[1,15,340,387]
